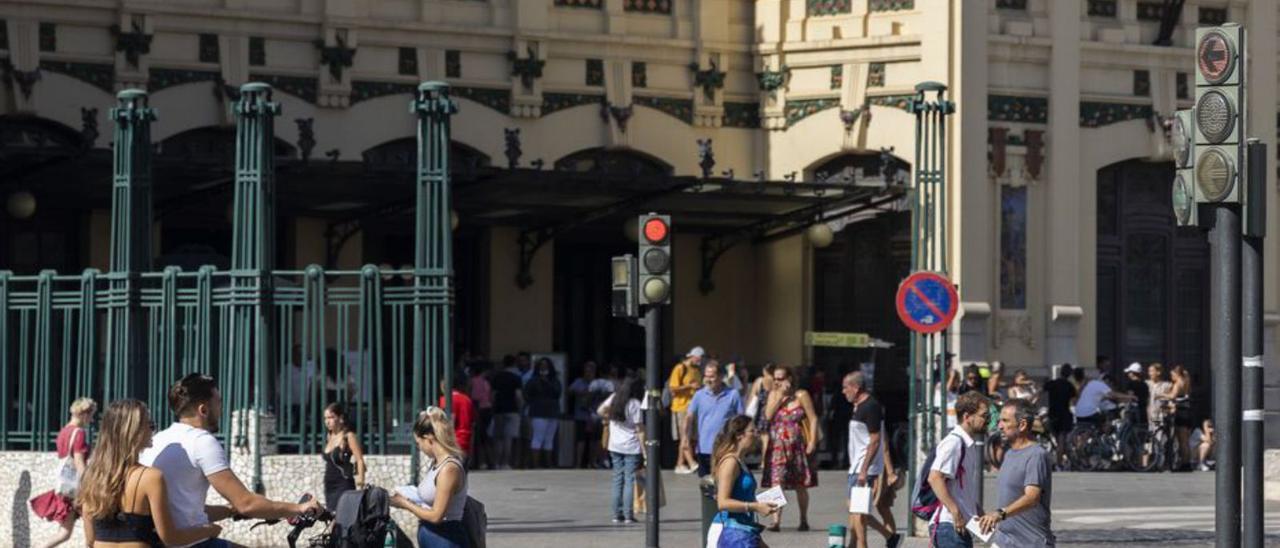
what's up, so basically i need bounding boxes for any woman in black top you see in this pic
[323,403,367,510]
[525,358,563,468]
[79,399,222,546]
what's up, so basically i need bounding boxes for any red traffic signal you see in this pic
[643,217,669,244]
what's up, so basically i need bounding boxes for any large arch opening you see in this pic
[1095,159,1210,421]
[808,150,912,466]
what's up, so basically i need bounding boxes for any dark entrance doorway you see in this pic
[1096,159,1209,420]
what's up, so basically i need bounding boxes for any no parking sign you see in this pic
[895,271,958,334]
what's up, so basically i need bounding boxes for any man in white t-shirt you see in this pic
[928,390,990,548]
[140,373,322,548]
[1073,371,1136,425]
[842,372,901,548]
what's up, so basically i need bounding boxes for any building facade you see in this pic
[2,0,1279,437]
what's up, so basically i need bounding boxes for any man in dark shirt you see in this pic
[1122,363,1150,426]
[1043,364,1076,465]
[489,354,524,470]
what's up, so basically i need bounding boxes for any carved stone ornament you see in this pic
[507,46,545,91]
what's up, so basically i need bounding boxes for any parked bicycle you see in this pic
[1138,396,1190,473]
[986,407,1059,470]
[1067,401,1149,472]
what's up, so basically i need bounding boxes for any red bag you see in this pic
[30,490,74,523]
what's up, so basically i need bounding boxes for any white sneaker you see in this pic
[1200,463,1212,472]
[674,466,691,475]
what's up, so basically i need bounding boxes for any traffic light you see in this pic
[637,213,672,306]
[611,255,638,318]
[1192,25,1246,207]
[1171,108,1198,227]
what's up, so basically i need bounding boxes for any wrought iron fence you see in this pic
[1,82,455,481]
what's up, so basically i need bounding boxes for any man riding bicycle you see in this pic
[1073,370,1137,428]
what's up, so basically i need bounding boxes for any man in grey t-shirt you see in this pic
[980,399,1055,547]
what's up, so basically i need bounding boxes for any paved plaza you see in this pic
[466,468,1280,548]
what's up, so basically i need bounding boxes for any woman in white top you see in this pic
[391,406,470,547]
[598,378,645,524]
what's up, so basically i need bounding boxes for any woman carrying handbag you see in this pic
[29,398,97,548]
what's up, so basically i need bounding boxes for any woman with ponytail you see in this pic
[391,406,470,547]
[710,415,778,548]
[78,399,221,547]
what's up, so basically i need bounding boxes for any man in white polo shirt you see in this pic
[140,373,321,547]
[928,390,990,548]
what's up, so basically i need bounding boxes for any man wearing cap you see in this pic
[1122,362,1151,427]
[668,347,704,474]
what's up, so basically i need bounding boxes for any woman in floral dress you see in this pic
[761,365,819,532]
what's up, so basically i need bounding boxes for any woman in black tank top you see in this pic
[78,399,222,546]
[323,403,367,510]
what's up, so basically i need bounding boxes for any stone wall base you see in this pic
[1,451,425,547]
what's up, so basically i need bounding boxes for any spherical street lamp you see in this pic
[808,223,834,248]
[6,191,36,219]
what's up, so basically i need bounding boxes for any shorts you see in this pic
[672,410,687,441]
[490,412,520,440]
[531,417,559,450]
[846,473,891,509]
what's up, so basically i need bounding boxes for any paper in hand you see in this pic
[755,486,787,508]
[965,516,994,543]
[396,485,427,506]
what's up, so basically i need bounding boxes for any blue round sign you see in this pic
[895,271,959,334]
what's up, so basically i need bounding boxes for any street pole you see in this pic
[644,305,661,548]
[1242,139,1266,548]
[1208,202,1242,548]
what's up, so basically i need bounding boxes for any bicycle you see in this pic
[1143,396,1190,473]
[1067,402,1148,472]
[244,494,334,548]
[985,407,1058,470]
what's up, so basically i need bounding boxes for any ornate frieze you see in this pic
[868,94,913,111]
[634,95,692,124]
[542,92,604,116]
[723,102,760,129]
[350,80,416,105]
[868,0,914,11]
[808,0,851,16]
[40,60,113,93]
[624,0,671,14]
[784,97,838,128]
[250,74,318,103]
[452,86,511,114]
[988,95,1048,124]
[148,68,220,92]
[1079,101,1153,128]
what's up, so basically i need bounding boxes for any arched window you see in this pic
[808,150,909,185]
[553,148,672,176]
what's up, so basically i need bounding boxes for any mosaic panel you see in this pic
[723,101,761,129]
[148,68,221,92]
[868,63,885,88]
[250,73,317,103]
[1080,101,1153,128]
[398,47,417,76]
[868,94,913,111]
[632,62,647,88]
[555,0,604,7]
[808,0,850,16]
[39,22,55,52]
[199,34,220,63]
[1088,0,1117,17]
[1199,7,1228,25]
[996,0,1026,9]
[1136,1,1165,21]
[40,60,113,93]
[624,0,671,14]
[988,94,1048,124]
[452,86,510,114]
[1001,185,1027,310]
[446,50,461,78]
[542,92,603,116]
[634,95,692,123]
[830,65,842,90]
[249,36,265,66]
[350,80,416,105]
[1133,70,1150,97]
[586,59,604,86]
[785,97,839,128]
[868,0,913,11]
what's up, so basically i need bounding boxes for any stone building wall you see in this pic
[0,450,427,547]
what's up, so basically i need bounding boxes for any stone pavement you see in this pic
[466,468,1280,548]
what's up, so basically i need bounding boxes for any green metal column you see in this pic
[411,82,456,481]
[229,83,281,490]
[905,82,954,536]
[105,89,156,404]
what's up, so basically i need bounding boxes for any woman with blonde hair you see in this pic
[391,407,470,547]
[29,397,96,548]
[78,399,222,546]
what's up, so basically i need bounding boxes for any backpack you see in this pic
[462,495,488,548]
[329,487,391,547]
[908,433,964,521]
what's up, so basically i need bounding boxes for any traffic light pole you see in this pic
[644,305,661,548]
[1242,140,1266,548]
[1208,202,1242,548]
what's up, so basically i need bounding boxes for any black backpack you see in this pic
[329,487,391,547]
